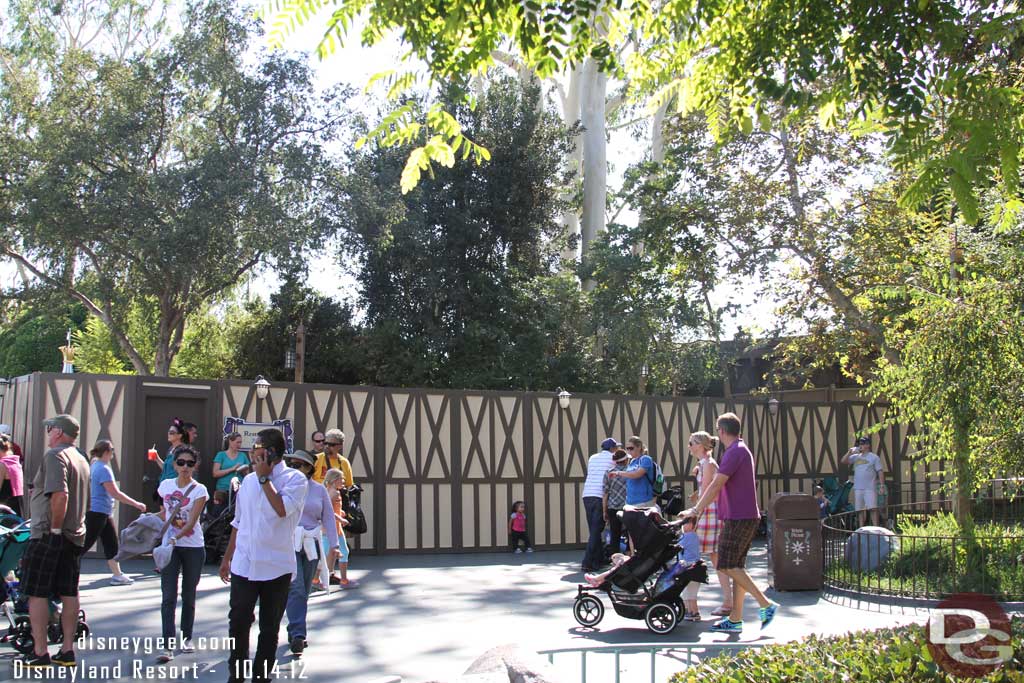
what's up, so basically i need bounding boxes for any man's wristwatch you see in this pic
[258,474,270,486]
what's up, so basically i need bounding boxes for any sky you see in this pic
[2,3,780,340]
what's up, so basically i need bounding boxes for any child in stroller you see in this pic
[0,507,89,654]
[573,506,708,635]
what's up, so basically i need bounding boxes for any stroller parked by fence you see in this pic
[817,476,854,516]
[0,508,89,654]
[573,507,708,635]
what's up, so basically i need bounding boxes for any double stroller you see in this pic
[0,508,90,654]
[573,507,708,635]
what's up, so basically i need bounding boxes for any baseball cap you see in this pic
[287,450,317,467]
[601,437,618,451]
[855,436,871,446]
[44,414,80,438]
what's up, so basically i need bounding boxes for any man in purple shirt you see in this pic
[680,412,779,633]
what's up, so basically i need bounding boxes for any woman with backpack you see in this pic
[608,436,658,506]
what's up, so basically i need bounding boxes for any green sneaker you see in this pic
[710,618,743,633]
[759,602,780,629]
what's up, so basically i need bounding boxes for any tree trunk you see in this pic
[778,122,901,366]
[580,57,607,291]
[559,65,583,268]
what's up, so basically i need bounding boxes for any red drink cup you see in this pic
[148,448,158,461]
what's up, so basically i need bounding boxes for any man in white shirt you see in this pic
[581,438,617,572]
[219,429,308,683]
[843,436,884,527]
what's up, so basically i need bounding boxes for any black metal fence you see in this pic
[823,493,1024,601]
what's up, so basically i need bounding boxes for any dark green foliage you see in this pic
[342,78,599,390]
[0,298,86,376]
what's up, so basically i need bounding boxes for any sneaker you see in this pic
[21,652,51,667]
[759,601,780,630]
[110,574,134,586]
[710,618,743,633]
[339,578,360,589]
[514,548,523,554]
[289,636,305,655]
[180,638,194,654]
[525,547,534,553]
[52,650,76,667]
[156,650,174,663]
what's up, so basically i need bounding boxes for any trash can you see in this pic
[767,492,823,591]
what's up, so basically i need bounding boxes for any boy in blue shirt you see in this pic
[677,516,702,621]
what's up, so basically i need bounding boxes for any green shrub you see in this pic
[669,621,1022,683]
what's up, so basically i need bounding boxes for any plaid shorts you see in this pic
[716,518,759,570]
[696,502,722,555]
[21,536,84,598]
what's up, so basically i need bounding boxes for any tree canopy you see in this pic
[0,0,348,375]
[262,0,1023,223]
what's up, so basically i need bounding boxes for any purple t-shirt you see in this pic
[717,439,759,520]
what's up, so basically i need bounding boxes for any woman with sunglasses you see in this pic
[157,418,192,483]
[284,450,340,656]
[156,445,208,663]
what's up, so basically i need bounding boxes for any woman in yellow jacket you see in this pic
[312,429,353,487]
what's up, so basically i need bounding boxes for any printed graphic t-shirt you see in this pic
[158,479,209,548]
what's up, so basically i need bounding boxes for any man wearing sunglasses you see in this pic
[312,429,352,487]
[219,429,308,683]
[308,431,326,453]
[20,414,91,668]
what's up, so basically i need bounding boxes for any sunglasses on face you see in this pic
[625,446,636,451]
[325,442,341,447]
[288,460,311,469]
[175,459,196,467]
[312,438,325,443]
[168,430,180,435]
[252,442,264,450]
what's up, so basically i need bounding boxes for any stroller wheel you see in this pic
[11,617,33,654]
[644,602,677,635]
[573,595,604,628]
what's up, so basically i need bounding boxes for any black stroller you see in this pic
[573,508,708,635]
[201,479,239,564]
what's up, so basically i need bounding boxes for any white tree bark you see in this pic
[558,65,583,267]
[580,57,608,290]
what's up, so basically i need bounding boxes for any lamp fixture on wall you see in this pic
[557,388,572,410]
[768,397,780,416]
[254,375,271,400]
[284,348,296,370]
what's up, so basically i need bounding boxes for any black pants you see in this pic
[83,511,118,560]
[228,572,291,683]
[605,508,624,558]
[509,530,531,551]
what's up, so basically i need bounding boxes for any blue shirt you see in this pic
[678,530,700,565]
[624,455,655,504]
[213,450,250,491]
[160,447,177,481]
[89,460,115,515]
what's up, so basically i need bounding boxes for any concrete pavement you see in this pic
[1,542,930,683]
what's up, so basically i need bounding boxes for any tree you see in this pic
[228,277,369,385]
[868,217,1024,533]
[342,77,578,389]
[0,0,348,375]
[261,0,1023,222]
[0,296,86,376]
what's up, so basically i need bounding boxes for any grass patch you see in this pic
[669,621,1023,683]
[826,512,1024,599]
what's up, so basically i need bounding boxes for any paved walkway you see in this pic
[1,543,930,683]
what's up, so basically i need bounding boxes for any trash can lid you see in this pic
[768,492,821,520]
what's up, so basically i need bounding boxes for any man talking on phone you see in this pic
[220,429,307,683]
